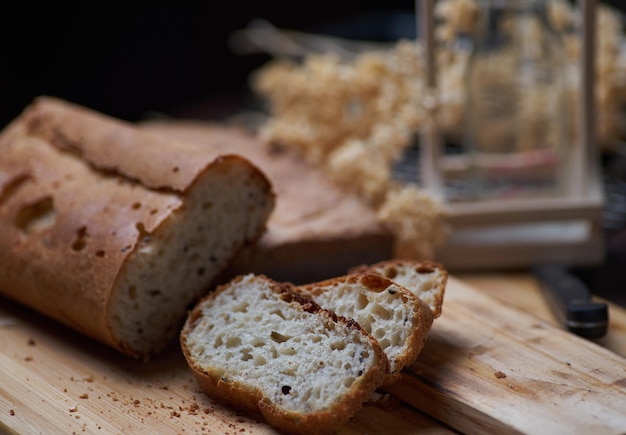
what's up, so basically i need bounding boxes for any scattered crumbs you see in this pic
[494,371,507,379]
[170,410,181,418]
[27,338,36,346]
[69,405,79,413]
[188,402,200,415]
[565,362,571,366]
[160,386,169,390]
[203,407,213,414]
[79,394,89,400]
[24,356,33,362]
[9,409,15,416]
[64,388,68,393]
[84,376,94,383]
[133,399,141,407]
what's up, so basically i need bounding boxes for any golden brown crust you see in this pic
[0,97,274,357]
[20,96,225,192]
[0,127,175,345]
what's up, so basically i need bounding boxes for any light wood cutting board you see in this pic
[1,277,625,434]
[387,277,626,434]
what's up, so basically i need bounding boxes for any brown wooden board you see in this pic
[387,277,626,434]
[2,277,625,434]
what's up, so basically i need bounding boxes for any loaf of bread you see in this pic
[180,274,389,435]
[0,96,275,359]
[141,120,394,284]
[297,273,433,383]
[351,260,448,318]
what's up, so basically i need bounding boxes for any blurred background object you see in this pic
[463,0,571,201]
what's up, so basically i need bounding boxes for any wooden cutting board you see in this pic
[387,277,626,434]
[1,277,625,434]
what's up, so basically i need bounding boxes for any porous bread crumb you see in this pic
[182,274,389,434]
[298,274,433,380]
[360,259,448,318]
[108,158,273,358]
[185,275,383,412]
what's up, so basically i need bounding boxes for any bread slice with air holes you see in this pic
[180,274,389,435]
[350,260,448,318]
[0,96,274,359]
[297,273,434,384]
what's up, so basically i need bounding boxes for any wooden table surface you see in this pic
[458,272,626,359]
[1,273,624,434]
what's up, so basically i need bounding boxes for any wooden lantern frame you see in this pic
[418,0,605,270]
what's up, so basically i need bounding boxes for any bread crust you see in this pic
[0,97,274,358]
[19,97,221,192]
[180,275,389,435]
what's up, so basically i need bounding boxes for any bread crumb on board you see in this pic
[371,392,402,411]
[494,371,507,379]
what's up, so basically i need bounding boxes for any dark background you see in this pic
[0,1,419,129]
[3,1,624,129]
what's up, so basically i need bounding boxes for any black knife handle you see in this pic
[532,265,609,339]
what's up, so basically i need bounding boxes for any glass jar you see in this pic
[463,0,571,200]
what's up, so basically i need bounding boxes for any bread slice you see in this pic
[180,274,389,435]
[297,273,433,383]
[0,97,274,359]
[351,260,448,318]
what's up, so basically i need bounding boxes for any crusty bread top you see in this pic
[181,274,389,434]
[351,260,447,318]
[13,96,234,192]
